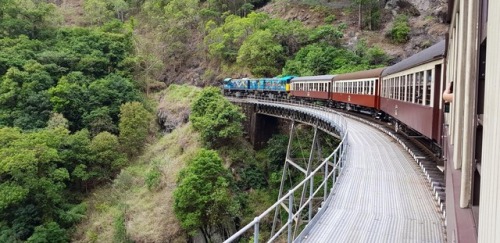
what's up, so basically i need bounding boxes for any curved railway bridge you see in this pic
[225,98,446,242]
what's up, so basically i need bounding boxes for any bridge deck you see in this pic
[303,117,445,242]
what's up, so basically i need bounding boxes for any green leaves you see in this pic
[0,183,29,211]
[190,87,245,147]
[237,29,284,77]
[390,15,410,43]
[118,102,152,157]
[173,149,238,238]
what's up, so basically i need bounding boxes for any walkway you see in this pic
[302,117,446,242]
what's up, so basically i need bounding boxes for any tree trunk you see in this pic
[200,227,210,243]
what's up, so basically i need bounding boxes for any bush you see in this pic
[390,15,410,43]
[145,167,162,191]
[190,87,245,147]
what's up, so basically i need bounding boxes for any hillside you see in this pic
[0,0,450,242]
[52,0,448,85]
[67,0,450,242]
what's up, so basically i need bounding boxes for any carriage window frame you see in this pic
[425,69,432,106]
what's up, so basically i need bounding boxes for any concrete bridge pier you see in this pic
[240,103,281,150]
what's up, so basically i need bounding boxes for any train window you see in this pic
[407,74,413,103]
[400,77,405,101]
[394,77,401,100]
[400,77,404,101]
[387,79,390,97]
[394,78,398,99]
[389,78,392,98]
[425,69,432,106]
[389,78,392,99]
[383,80,386,97]
[415,72,420,104]
[400,76,403,101]
[418,71,424,104]
[384,79,388,97]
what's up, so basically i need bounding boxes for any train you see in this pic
[224,40,446,148]
[224,0,500,241]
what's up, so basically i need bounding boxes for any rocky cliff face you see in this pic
[384,0,448,58]
[261,0,448,62]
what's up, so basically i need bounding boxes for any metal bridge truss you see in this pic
[224,100,349,243]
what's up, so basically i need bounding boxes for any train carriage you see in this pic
[223,78,251,97]
[380,40,446,142]
[332,68,385,114]
[289,75,334,100]
[223,76,293,98]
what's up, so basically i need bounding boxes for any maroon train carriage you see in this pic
[289,75,334,101]
[380,40,446,143]
[331,68,385,114]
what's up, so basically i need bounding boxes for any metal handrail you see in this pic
[224,96,349,243]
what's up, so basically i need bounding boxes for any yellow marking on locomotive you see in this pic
[286,83,290,92]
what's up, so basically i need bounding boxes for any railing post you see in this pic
[288,191,294,243]
[254,218,259,243]
[309,176,314,221]
[324,158,328,200]
[333,152,338,185]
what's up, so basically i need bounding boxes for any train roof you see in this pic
[291,75,335,82]
[382,40,446,77]
[334,67,385,81]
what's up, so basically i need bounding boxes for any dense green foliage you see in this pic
[0,27,139,132]
[1,0,399,241]
[390,15,410,43]
[0,1,149,241]
[283,42,388,76]
[0,126,130,241]
[173,149,238,241]
[205,11,388,77]
[190,87,245,147]
[118,102,152,157]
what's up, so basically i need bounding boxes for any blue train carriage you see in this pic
[258,76,295,99]
[223,78,252,97]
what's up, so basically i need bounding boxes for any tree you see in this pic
[236,29,284,76]
[190,87,245,147]
[83,0,113,25]
[89,131,127,181]
[390,15,410,43]
[0,127,70,240]
[173,149,238,241]
[352,0,381,30]
[118,102,151,157]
